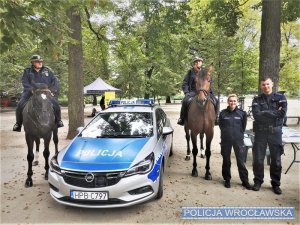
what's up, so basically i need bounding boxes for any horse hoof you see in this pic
[25,180,33,188]
[192,170,198,177]
[200,154,205,158]
[169,150,173,157]
[185,156,190,161]
[33,161,39,166]
[44,173,48,180]
[205,174,212,180]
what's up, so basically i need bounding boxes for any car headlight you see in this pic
[50,154,62,175]
[124,152,154,177]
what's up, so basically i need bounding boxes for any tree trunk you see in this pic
[67,6,84,139]
[259,0,281,92]
[165,96,171,103]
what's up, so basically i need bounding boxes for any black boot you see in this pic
[177,102,185,126]
[57,120,64,128]
[13,123,22,132]
[215,114,219,126]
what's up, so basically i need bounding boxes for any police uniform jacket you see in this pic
[252,92,287,128]
[21,66,58,95]
[182,68,198,95]
[219,107,247,141]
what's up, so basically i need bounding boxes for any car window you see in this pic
[81,112,153,138]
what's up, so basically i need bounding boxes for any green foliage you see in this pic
[281,0,300,23]
[207,0,243,37]
[0,0,299,101]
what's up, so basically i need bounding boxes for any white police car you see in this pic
[48,99,173,208]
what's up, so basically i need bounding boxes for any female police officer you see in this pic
[219,94,251,190]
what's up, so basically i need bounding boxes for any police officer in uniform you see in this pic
[252,76,287,195]
[13,55,64,132]
[177,57,219,125]
[219,94,251,189]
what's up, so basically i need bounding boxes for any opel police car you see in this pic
[48,99,173,208]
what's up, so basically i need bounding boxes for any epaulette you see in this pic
[274,92,283,96]
[43,66,51,72]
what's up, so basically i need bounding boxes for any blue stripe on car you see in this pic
[148,142,167,182]
[61,137,150,171]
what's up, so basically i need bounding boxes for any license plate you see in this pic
[70,191,108,201]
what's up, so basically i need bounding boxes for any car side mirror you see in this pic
[162,127,173,136]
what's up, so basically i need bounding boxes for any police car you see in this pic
[48,99,173,208]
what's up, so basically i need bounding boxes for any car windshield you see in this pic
[81,112,153,138]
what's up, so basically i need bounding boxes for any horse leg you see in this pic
[43,137,51,180]
[204,137,212,180]
[200,133,205,158]
[191,133,198,177]
[25,133,34,187]
[53,128,58,154]
[185,126,191,160]
[33,138,40,166]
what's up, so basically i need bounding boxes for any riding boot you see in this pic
[213,96,219,126]
[13,102,24,132]
[215,104,219,126]
[177,104,185,126]
[55,108,64,128]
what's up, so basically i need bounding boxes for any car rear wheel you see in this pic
[156,165,164,199]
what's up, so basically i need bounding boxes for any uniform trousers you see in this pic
[221,139,249,183]
[253,131,283,187]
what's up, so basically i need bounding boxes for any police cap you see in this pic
[193,57,203,63]
[31,54,43,62]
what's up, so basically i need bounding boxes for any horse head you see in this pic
[31,83,54,125]
[195,65,214,107]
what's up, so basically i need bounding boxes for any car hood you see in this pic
[60,137,151,171]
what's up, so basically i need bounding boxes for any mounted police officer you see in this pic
[13,54,64,132]
[177,57,219,126]
[252,76,287,195]
[219,94,251,190]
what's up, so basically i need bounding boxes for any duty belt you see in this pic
[257,125,281,133]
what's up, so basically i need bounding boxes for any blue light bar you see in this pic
[109,99,154,107]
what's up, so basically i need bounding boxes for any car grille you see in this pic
[62,170,124,188]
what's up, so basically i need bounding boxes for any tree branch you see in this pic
[84,6,109,42]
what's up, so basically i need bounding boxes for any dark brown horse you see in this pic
[184,66,215,179]
[23,83,58,187]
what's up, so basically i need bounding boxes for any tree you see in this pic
[259,0,281,92]
[67,6,84,139]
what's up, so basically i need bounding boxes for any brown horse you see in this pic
[184,66,215,179]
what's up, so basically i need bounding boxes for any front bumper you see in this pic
[48,169,159,208]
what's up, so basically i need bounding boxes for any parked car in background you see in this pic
[49,99,173,208]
